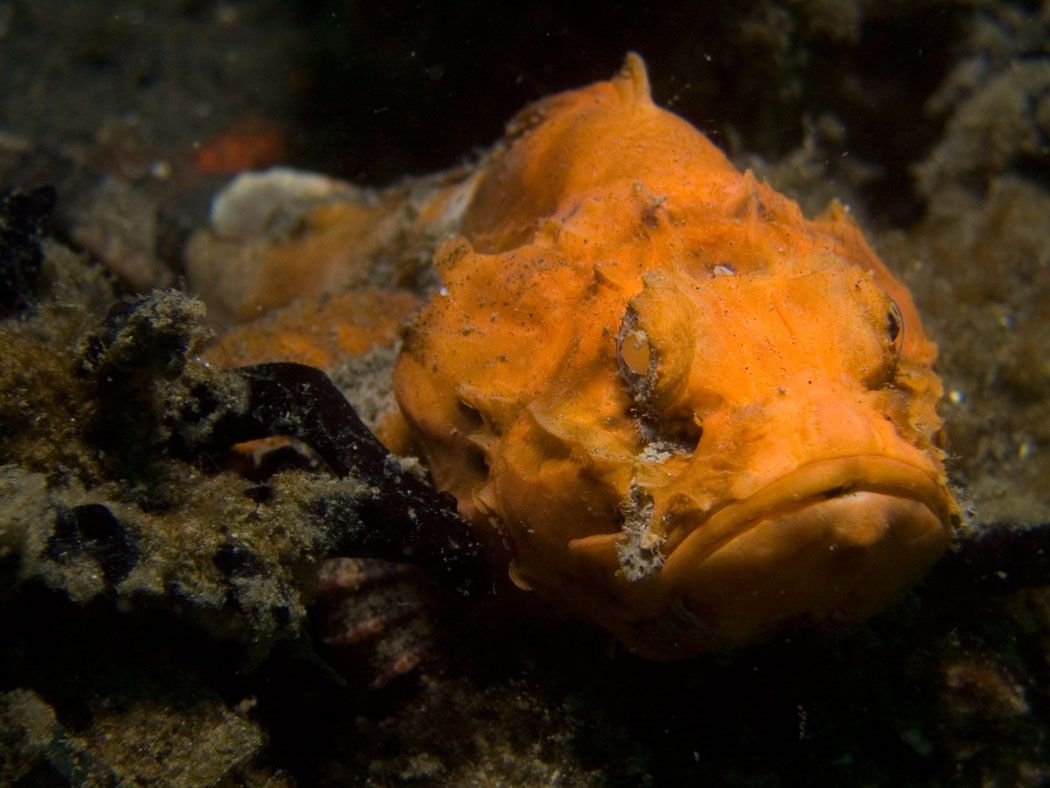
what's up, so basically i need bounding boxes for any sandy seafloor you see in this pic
[2,1,1050,786]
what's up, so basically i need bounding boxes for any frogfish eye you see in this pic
[887,300,903,353]
[614,272,695,416]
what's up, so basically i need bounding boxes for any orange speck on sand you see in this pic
[195,119,287,174]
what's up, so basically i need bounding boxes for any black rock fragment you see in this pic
[45,503,140,586]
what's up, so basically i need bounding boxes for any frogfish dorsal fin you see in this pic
[616,52,653,106]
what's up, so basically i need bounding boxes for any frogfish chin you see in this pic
[393,52,957,659]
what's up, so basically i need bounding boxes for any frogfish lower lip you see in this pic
[652,455,953,653]
[664,455,953,578]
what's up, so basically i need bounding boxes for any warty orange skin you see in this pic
[393,54,956,659]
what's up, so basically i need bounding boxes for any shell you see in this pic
[393,53,957,658]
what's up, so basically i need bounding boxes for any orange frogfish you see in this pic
[393,53,957,659]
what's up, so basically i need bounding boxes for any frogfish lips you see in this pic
[631,456,953,659]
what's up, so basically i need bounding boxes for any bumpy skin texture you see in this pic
[394,54,957,659]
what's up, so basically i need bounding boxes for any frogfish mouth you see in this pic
[393,53,957,659]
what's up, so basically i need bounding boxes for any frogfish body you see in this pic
[393,54,957,659]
